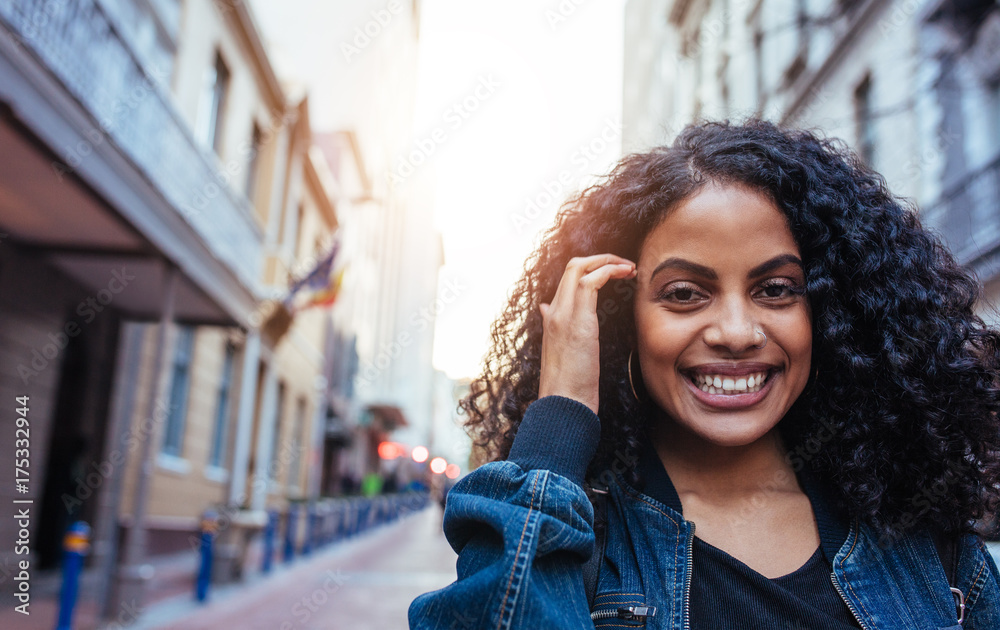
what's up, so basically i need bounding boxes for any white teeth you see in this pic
[692,371,769,395]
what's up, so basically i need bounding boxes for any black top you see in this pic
[634,444,860,629]
[690,537,860,629]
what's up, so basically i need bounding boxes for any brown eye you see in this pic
[657,283,706,304]
[756,279,805,301]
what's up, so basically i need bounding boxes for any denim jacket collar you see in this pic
[597,443,982,629]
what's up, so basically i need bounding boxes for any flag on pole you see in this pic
[299,266,346,309]
[283,236,345,312]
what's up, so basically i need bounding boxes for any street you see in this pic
[138,505,455,630]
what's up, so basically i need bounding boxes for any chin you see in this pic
[680,417,776,448]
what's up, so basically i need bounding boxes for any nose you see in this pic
[703,298,760,353]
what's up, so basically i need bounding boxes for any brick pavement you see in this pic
[138,504,456,630]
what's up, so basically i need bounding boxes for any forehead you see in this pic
[638,184,800,268]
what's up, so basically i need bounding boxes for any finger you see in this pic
[565,254,635,276]
[572,263,636,312]
[552,255,635,312]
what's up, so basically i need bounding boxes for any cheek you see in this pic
[635,309,693,366]
[782,313,813,378]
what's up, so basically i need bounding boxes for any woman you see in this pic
[408,119,1000,628]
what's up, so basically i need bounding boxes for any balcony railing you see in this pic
[0,0,262,292]
[922,153,1000,267]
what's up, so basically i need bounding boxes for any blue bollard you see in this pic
[284,506,298,563]
[316,503,330,547]
[333,503,344,541]
[345,500,355,537]
[195,510,218,602]
[301,505,312,557]
[325,505,333,545]
[55,521,90,630]
[307,504,318,554]
[262,509,278,574]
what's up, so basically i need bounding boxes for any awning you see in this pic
[365,404,408,431]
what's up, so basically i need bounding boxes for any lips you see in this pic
[682,363,780,409]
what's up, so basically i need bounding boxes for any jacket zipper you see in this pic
[830,572,872,630]
[683,521,695,630]
[590,606,657,622]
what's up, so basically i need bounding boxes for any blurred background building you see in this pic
[0,0,467,625]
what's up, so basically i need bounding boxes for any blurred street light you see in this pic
[429,457,447,474]
[378,441,404,459]
[412,445,429,463]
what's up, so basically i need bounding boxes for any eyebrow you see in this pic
[649,253,803,282]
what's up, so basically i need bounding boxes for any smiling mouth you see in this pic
[686,370,774,395]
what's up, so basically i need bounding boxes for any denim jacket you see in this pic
[409,396,1000,629]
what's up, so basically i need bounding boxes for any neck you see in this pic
[652,421,797,501]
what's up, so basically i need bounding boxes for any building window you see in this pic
[854,74,875,166]
[269,381,287,480]
[161,325,196,457]
[209,343,236,468]
[245,123,262,201]
[195,51,230,153]
[287,396,308,490]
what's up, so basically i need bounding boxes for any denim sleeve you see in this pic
[965,540,1000,630]
[408,396,601,630]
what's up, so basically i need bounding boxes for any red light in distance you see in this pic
[377,442,402,459]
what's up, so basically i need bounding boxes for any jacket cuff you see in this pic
[507,395,601,486]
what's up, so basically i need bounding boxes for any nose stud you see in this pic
[753,329,767,349]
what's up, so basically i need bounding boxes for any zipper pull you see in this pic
[618,606,656,620]
[951,587,965,625]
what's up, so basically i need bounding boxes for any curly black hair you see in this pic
[460,118,1000,540]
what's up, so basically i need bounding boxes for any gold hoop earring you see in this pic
[627,350,640,401]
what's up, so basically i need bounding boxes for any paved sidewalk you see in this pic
[137,504,456,630]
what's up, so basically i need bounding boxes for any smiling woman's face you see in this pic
[633,183,812,447]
